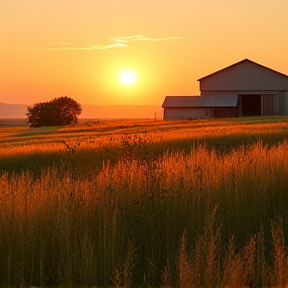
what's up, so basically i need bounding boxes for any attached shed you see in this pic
[162,94,238,119]
[162,59,288,119]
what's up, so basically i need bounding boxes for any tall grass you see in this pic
[1,125,288,286]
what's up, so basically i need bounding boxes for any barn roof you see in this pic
[162,95,238,108]
[197,59,288,81]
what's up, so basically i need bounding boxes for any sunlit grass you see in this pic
[1,117,288,287]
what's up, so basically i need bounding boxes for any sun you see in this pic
[119,70,137,86]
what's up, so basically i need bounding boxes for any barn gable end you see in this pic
[198,59,288,92]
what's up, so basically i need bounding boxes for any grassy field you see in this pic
[1,117,288,287]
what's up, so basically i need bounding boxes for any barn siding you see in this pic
[280,91,288,114]
[164,108,204,119]
[211,108,238,118]
[199,60,288,92]
[163,107,238,119]
[262,95,275,116]
[201,90,280,96]
[275,93,280,114]
[285,91,288,114]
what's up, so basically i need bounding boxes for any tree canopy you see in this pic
[26,96,82,127]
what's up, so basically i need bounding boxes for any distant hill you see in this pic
[0,102,163,119]
[0,102,27,118]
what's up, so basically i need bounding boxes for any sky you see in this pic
[1,0,288,107]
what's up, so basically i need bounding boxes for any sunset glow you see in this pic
[0,0,287,109]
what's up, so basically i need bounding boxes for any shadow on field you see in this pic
[14,126,60,137]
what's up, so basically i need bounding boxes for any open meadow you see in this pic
[1,117,288,288]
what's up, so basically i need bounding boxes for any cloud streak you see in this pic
[28,35,183,51]
[111,35,183,43]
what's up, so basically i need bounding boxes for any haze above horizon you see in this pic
[1,0,287,107]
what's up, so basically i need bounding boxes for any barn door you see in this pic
[262,95,275,116]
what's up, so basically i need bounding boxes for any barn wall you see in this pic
[275,93,280,114]
[201,91,288,116]
[164,108,204,119]
[262,95,275,116]
[163,107,238,119]
[201,90,280,96]
[285,91,288,114]
[277,91,288,114]
[199,61,288,92]
[210,108,238,118]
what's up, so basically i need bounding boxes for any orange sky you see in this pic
[1,0,288,107]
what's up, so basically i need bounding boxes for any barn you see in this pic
[162,59,288,119]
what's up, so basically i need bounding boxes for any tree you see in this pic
[26,96,82,127]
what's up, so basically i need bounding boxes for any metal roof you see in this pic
[197,59,288,81]
[162,94,238,108]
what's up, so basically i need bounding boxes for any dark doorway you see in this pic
[242,95,261,116]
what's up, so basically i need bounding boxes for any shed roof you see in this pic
[162,95,238,108]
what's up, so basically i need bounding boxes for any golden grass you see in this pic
[1,117,288,287]
[1,117,288,156]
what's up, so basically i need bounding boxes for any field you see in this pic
[1,117,288,288]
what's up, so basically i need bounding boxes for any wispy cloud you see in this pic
[42,42,128,51]
[27,35,183,51]
[111,35,183,43]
